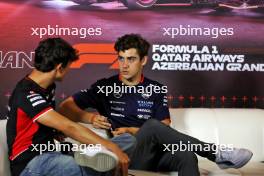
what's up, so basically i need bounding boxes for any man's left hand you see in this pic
[112,127,129,136]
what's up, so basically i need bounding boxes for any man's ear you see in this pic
[141,56,148,66]
[55,63,63,72]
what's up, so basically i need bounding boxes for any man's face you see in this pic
[118,48,146,81]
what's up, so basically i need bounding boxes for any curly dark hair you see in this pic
[34,38,78,72]
[114,34,150,59]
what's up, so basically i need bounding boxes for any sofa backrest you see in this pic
[169,108,264,162]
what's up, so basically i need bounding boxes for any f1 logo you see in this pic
[72,43,118,69]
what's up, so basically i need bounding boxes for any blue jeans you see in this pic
[20,133,136,176]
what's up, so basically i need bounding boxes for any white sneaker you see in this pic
[215,147,253,169]
[74,145,118,172]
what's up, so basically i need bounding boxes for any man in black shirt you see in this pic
[60,34,253,176]
[6,38,130,176]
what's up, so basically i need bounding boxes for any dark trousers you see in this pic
[129,119,216,176]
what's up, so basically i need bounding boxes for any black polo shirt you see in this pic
[6,76,56,176]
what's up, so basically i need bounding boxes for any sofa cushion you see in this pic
[198,160,264,176]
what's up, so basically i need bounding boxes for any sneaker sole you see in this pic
[74,151,118,172]
[218,150,253,169]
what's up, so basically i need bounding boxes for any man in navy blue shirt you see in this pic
[60,34,253,175]
[70,74,169,130]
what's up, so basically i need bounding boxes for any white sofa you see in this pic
[0,118,10,176]
[1,108,264,176]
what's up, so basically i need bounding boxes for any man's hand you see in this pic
[91,115,112,129]
[112,127,128,136]
[108,144,130,176]
[112,127,139,136]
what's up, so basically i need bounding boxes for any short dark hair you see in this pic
[34,38,78,72]
[114,34,150,59]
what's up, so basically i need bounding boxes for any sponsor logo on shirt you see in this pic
[27,93,46,107]
[137,114,151,120]
[163,96,168,103]
[113,92,122,98]
[29,96,43,102]
[27,93,38,98]
[141,93,151,99]
[110,113,125,118]
[111,106,124,112]
[163,96,168,106]
[109,101,126,105]
[137,109,152,113]
[137,101,154,108]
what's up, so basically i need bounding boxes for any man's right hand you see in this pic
[108,144,130,176]
[91,115,112,129]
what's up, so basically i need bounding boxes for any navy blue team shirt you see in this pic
[73,75,170,129]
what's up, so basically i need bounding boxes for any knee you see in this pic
[122,133,137,148]
[52,154,82,173]
[128,134,137,148]
[112,133,137,156]
[121,133,137,156]
[143,119,160,128]
[23,152,81,175]
[53,154,77,166]
[136,119,161,138]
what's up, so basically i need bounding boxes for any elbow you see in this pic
[58,98,68,110]
[58,97,73,114]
